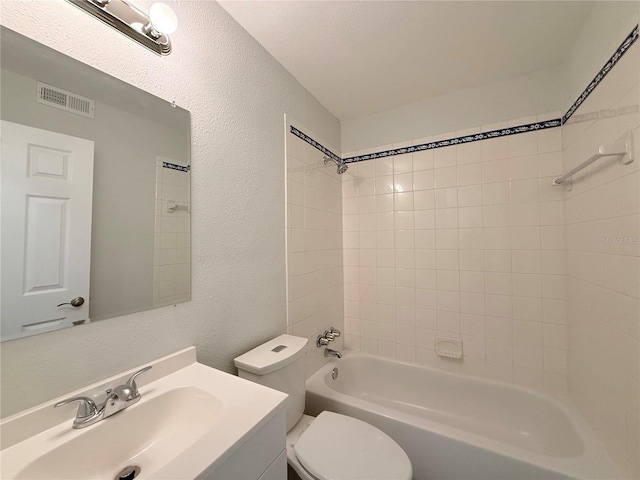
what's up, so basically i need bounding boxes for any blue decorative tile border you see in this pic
[163,161,190,172]
[290,125,341,162]
[343,119,561,163]
[292,24,638,164]
[563,24,639,125]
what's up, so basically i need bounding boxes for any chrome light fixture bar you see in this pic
[66,0,177,56]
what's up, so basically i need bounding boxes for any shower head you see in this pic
[323,156,348,175]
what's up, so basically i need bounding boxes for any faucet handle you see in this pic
[317,331,332,347]
[125,365,152,395]
[328,327,341,338]
[54,396,98,419]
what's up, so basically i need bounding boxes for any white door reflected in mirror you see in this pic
[1,121,94,341]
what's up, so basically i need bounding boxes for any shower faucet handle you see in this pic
[317,327,341,347]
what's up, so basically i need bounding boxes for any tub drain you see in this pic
[115,465,141,480]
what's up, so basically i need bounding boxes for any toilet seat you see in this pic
[292,411,412,480]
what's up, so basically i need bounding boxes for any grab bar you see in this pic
[552,132,634,186]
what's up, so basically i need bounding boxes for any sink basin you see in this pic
[1,347,288,480]
[15,387,221,479]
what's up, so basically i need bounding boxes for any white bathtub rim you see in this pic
[307,351,621,480]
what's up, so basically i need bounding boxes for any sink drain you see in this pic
[115,465,141,480]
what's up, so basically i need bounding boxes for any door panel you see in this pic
[1,120,94,340]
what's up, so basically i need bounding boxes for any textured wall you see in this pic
[0,0,339,417]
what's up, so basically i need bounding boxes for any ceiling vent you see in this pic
[36,82,95,119]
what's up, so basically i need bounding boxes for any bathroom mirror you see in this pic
[0,27,191,342]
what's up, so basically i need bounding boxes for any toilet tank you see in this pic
[234,334,308,431]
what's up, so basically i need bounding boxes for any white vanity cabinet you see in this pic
[203,409,287,480]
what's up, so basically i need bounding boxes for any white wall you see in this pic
[341,68,562,154]
[0,0,340,417]
[561,2,640,114]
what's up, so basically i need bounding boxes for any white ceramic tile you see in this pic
[459,250,484,271]
[512,273,542,298]
[413,170,435,191]
[375,175,395,195]
[460,271,485,293]
[436,250,459,270]
[458,206,483,228]
[435,187,458,208]
[434,166,457,188]
[415,229,436,249]
[511,226,541,250]
[437,309,460,331]
[457,142,482,165]
[394,172,413,192]
[484,227,511,249]
[460,292,485,315]
[458,185,483,206]
[414,189,435,210]
[435,208,458,229]
[510,155,539,180]
[391,212,414,231]
[483,182,510,205]
[513,296,542,322]
[483,205,511,227]
[394,155,413,174]
[434,146,457,169]
[459,228,483,249]
[394,192,414,211]
[375,157,394,176]
[395,230,415,249]
[511,202,540,226]
[436,229,459,249]
[457,163,483,186]
[484,250,511,273]
[482,159,510,183]
[413,150,434,171]
[510,179,540,204]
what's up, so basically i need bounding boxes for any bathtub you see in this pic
[305,352,620,480]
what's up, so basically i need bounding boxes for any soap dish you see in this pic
[435,336,463,359]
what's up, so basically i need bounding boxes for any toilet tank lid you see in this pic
[234,334,308,375]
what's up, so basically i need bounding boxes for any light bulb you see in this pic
[149,2,178,35]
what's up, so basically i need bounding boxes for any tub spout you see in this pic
[324,348,342,359]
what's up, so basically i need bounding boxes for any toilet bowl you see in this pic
[234,334,412,480]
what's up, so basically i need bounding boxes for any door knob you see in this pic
[57,297,85,307]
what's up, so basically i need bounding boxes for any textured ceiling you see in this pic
[219,1,596,120]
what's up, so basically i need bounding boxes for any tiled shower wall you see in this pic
[563,42,640,478]
[341,118,569,393]
[153,157,191,307]
[286,128,344,377]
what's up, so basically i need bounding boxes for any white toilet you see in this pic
[234,334,413,480]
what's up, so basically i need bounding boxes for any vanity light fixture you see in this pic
[66,0,178,55]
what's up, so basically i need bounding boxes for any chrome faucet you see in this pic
[317,327,341,347]
[324,348,342,359]
[55,366,152,429]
